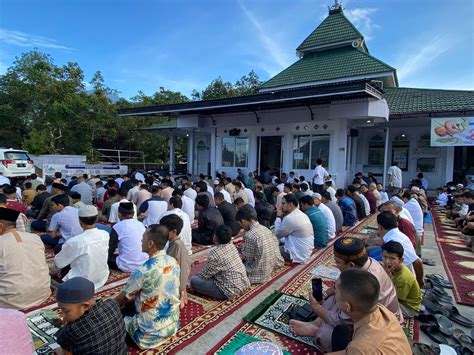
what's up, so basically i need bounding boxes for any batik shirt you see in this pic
[123,250,181,349]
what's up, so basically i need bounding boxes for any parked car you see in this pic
[0,148,35,177]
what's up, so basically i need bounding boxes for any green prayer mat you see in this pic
[216,332,290,355]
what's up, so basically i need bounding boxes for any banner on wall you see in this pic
[430,117,474,146]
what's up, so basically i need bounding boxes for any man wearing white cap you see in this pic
[55,205,110,290]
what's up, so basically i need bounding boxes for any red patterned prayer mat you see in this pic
[126,263,296,354]
[207,321,314,355]
[431,209,474,306]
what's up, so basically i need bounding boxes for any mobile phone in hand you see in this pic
[312,278,323,302]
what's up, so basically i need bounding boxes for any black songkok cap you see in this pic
[52,183,66,191]
[118,202,134,214]
[0,207,20,222]
[57,277,94,304]
[334,237,367,261]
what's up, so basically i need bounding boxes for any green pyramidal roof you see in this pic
[260,47,396,91]
[296,7,367,54]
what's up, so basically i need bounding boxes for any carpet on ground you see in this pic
[431,209,474,306]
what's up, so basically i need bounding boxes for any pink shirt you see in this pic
[0,308,34,354]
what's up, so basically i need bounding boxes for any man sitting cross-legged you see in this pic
[108,202,148,272]
[299,195,329,248]
[275,193,314,263]
[54,205,110,291]
[159,214,191,308]
[236,205,284,284]
[115,224,181,350]
[55,277,128,354]
[327,269,411,354]
[190,225,250,300]
[192,194,224,245]
[382,241,422,318]
[289,237,402,353]
[0,208,51,310]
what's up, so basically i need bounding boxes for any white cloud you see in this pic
[396,35,454,83]
[344,8,379,41]
[237,0,292,75]
[0,28,73,51]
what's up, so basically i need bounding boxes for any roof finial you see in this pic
[328,0,342,14]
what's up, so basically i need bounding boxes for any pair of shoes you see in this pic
[422,257,436,266]
[411,342,438,355]
[453,329,474,352]
[425,274,454,289]
[421,297,474,327]
[423,288,452,304]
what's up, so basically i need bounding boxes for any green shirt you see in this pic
[390,265,422,311]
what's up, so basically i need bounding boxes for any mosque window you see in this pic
[292,134,330,169]
[367,134,385,166]
[392,134,409,171]
[222,137,249,167]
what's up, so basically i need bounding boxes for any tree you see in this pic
[191,70,262,100]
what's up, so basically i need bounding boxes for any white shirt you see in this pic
[359,194,370,216]
[275,208,314,263]
[459,204,469,217]
[387,165,402,188]
[383,228,420,273]
[48,206,83,244]
[421,178,428,191]
[220,188,232,204]
[142,198,168,227]
[0,175,10,185]
[206,184,214,195]
[400,207,414,225]
[159,208,192,255]
[390,195,404,206]
[127,186,140,201]
[181,195,195,223]
[109,198,138,223]
[113,219,148,272]
[244,188,255,207]
[326,186,336,201]
[312,165,329,185]
[183,188,197,201]
[379,190,389,203]
[277,183,284,193]
[404,198,424,236]
[54,228,110,290]
[115,177,124,186]
[436,192,448,206]
[318,203,336,239]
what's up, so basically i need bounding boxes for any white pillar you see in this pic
[332,119,348,187]
[445,147,454,183]
[169,134,175,175]
[382,127,390,187]
[187,130,195,176]
[210,128,216,178]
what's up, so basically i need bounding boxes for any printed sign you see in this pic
[431,117,474,146]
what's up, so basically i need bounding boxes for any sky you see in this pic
[0,0,473,100]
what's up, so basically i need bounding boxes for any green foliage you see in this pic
[0,49,262,168]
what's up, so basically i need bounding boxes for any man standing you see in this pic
[275,194,314,263]
[387,161,402,197]
[54,205,110,290]
[236,205,284,284]
[0,208,51,310]
[311,159,329,194]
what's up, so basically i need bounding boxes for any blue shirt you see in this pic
[304,206,329,248]
[338,196,358,227]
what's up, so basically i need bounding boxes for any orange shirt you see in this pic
[346,304,411,355]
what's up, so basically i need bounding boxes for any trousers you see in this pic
[190,276,227,300]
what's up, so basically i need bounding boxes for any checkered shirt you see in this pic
[56,299,128,354]
[200,243,250,298]
[242,222,284,284]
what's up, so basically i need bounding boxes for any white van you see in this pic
[0,148,35,177]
